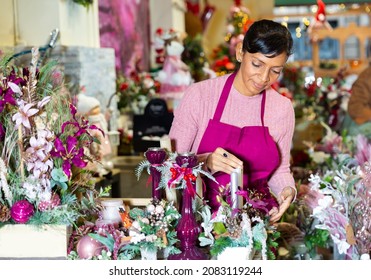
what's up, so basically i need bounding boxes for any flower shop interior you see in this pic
[0,0,370,261]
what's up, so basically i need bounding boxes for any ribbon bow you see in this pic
[168,164,197,197]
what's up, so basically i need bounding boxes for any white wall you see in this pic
[0,0,100,48]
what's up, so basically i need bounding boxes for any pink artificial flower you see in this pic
[354,134,371,166]
[12,102,39,129]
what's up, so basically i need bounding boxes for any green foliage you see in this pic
[71,0,94,8]
[304,228,330,257]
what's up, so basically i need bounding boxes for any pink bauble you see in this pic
[76,235,104,259]
[38,193,61,212]
[10,200,34,223]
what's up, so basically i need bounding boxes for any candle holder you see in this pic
[144,147,167,200]
[168,152,208,260]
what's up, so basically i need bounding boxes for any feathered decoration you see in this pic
[134,159,151,180]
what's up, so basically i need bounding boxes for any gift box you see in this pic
[0,224,71,259]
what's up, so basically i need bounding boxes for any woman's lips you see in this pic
[253,82,265,91]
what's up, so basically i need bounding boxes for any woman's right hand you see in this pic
[206,147,243,174]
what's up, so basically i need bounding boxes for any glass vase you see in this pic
[145,147,167,200]
[168,152,208,260]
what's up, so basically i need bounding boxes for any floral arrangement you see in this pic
[197,182,280,260]
[198,198,279,260]
[67,198,180,260]
[278,183,330,259]
[304,122,355,175]
[308,157,370,260]
[299,69,351,131]
[116,71,159,114]
[120,198,181,259]
[0,49,107,226]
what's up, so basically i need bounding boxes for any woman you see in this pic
[169,19,296,223]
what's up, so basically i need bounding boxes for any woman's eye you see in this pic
[252,62,261,68]
[272,69,282,75]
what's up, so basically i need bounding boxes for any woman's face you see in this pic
[235,50,288,96]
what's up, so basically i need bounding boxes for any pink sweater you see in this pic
[169,73,295,197]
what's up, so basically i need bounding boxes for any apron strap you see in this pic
[261,90,266,127]
[213,72,236,121]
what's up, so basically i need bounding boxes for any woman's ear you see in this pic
[236,42,243,62]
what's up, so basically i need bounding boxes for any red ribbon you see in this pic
[168,164,197,197]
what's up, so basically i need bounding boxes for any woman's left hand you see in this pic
[269,186,295,223]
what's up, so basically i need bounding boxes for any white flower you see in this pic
[145,235,157,242]
[309,174,322,189]
[129,230,145,244]
[332,235,350,255]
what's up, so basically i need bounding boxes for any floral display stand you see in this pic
[0,224,70,259]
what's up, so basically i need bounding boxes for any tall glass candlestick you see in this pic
[144,147,167,200]
[230,167,243,210]
[168,152,208,260]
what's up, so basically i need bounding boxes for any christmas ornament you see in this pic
[38,193,61,212]
[76,235,104,259]
[10,200,34,223]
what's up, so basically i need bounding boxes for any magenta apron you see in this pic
[197,72,280,212]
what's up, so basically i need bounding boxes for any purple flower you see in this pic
[61,104,104,142]
[51,135,87,178]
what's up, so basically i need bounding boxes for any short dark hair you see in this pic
[242,19,293,57]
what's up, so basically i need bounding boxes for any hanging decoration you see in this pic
[200,0,216,32]
[307,0,333,43]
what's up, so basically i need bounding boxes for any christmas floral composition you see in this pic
[0,49,107,226]
[116,71,159,115]
[121,198,181,260]
[308,157,371,260]
[198,188,280,260]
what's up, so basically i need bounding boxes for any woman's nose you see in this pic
[259,69,270,83]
